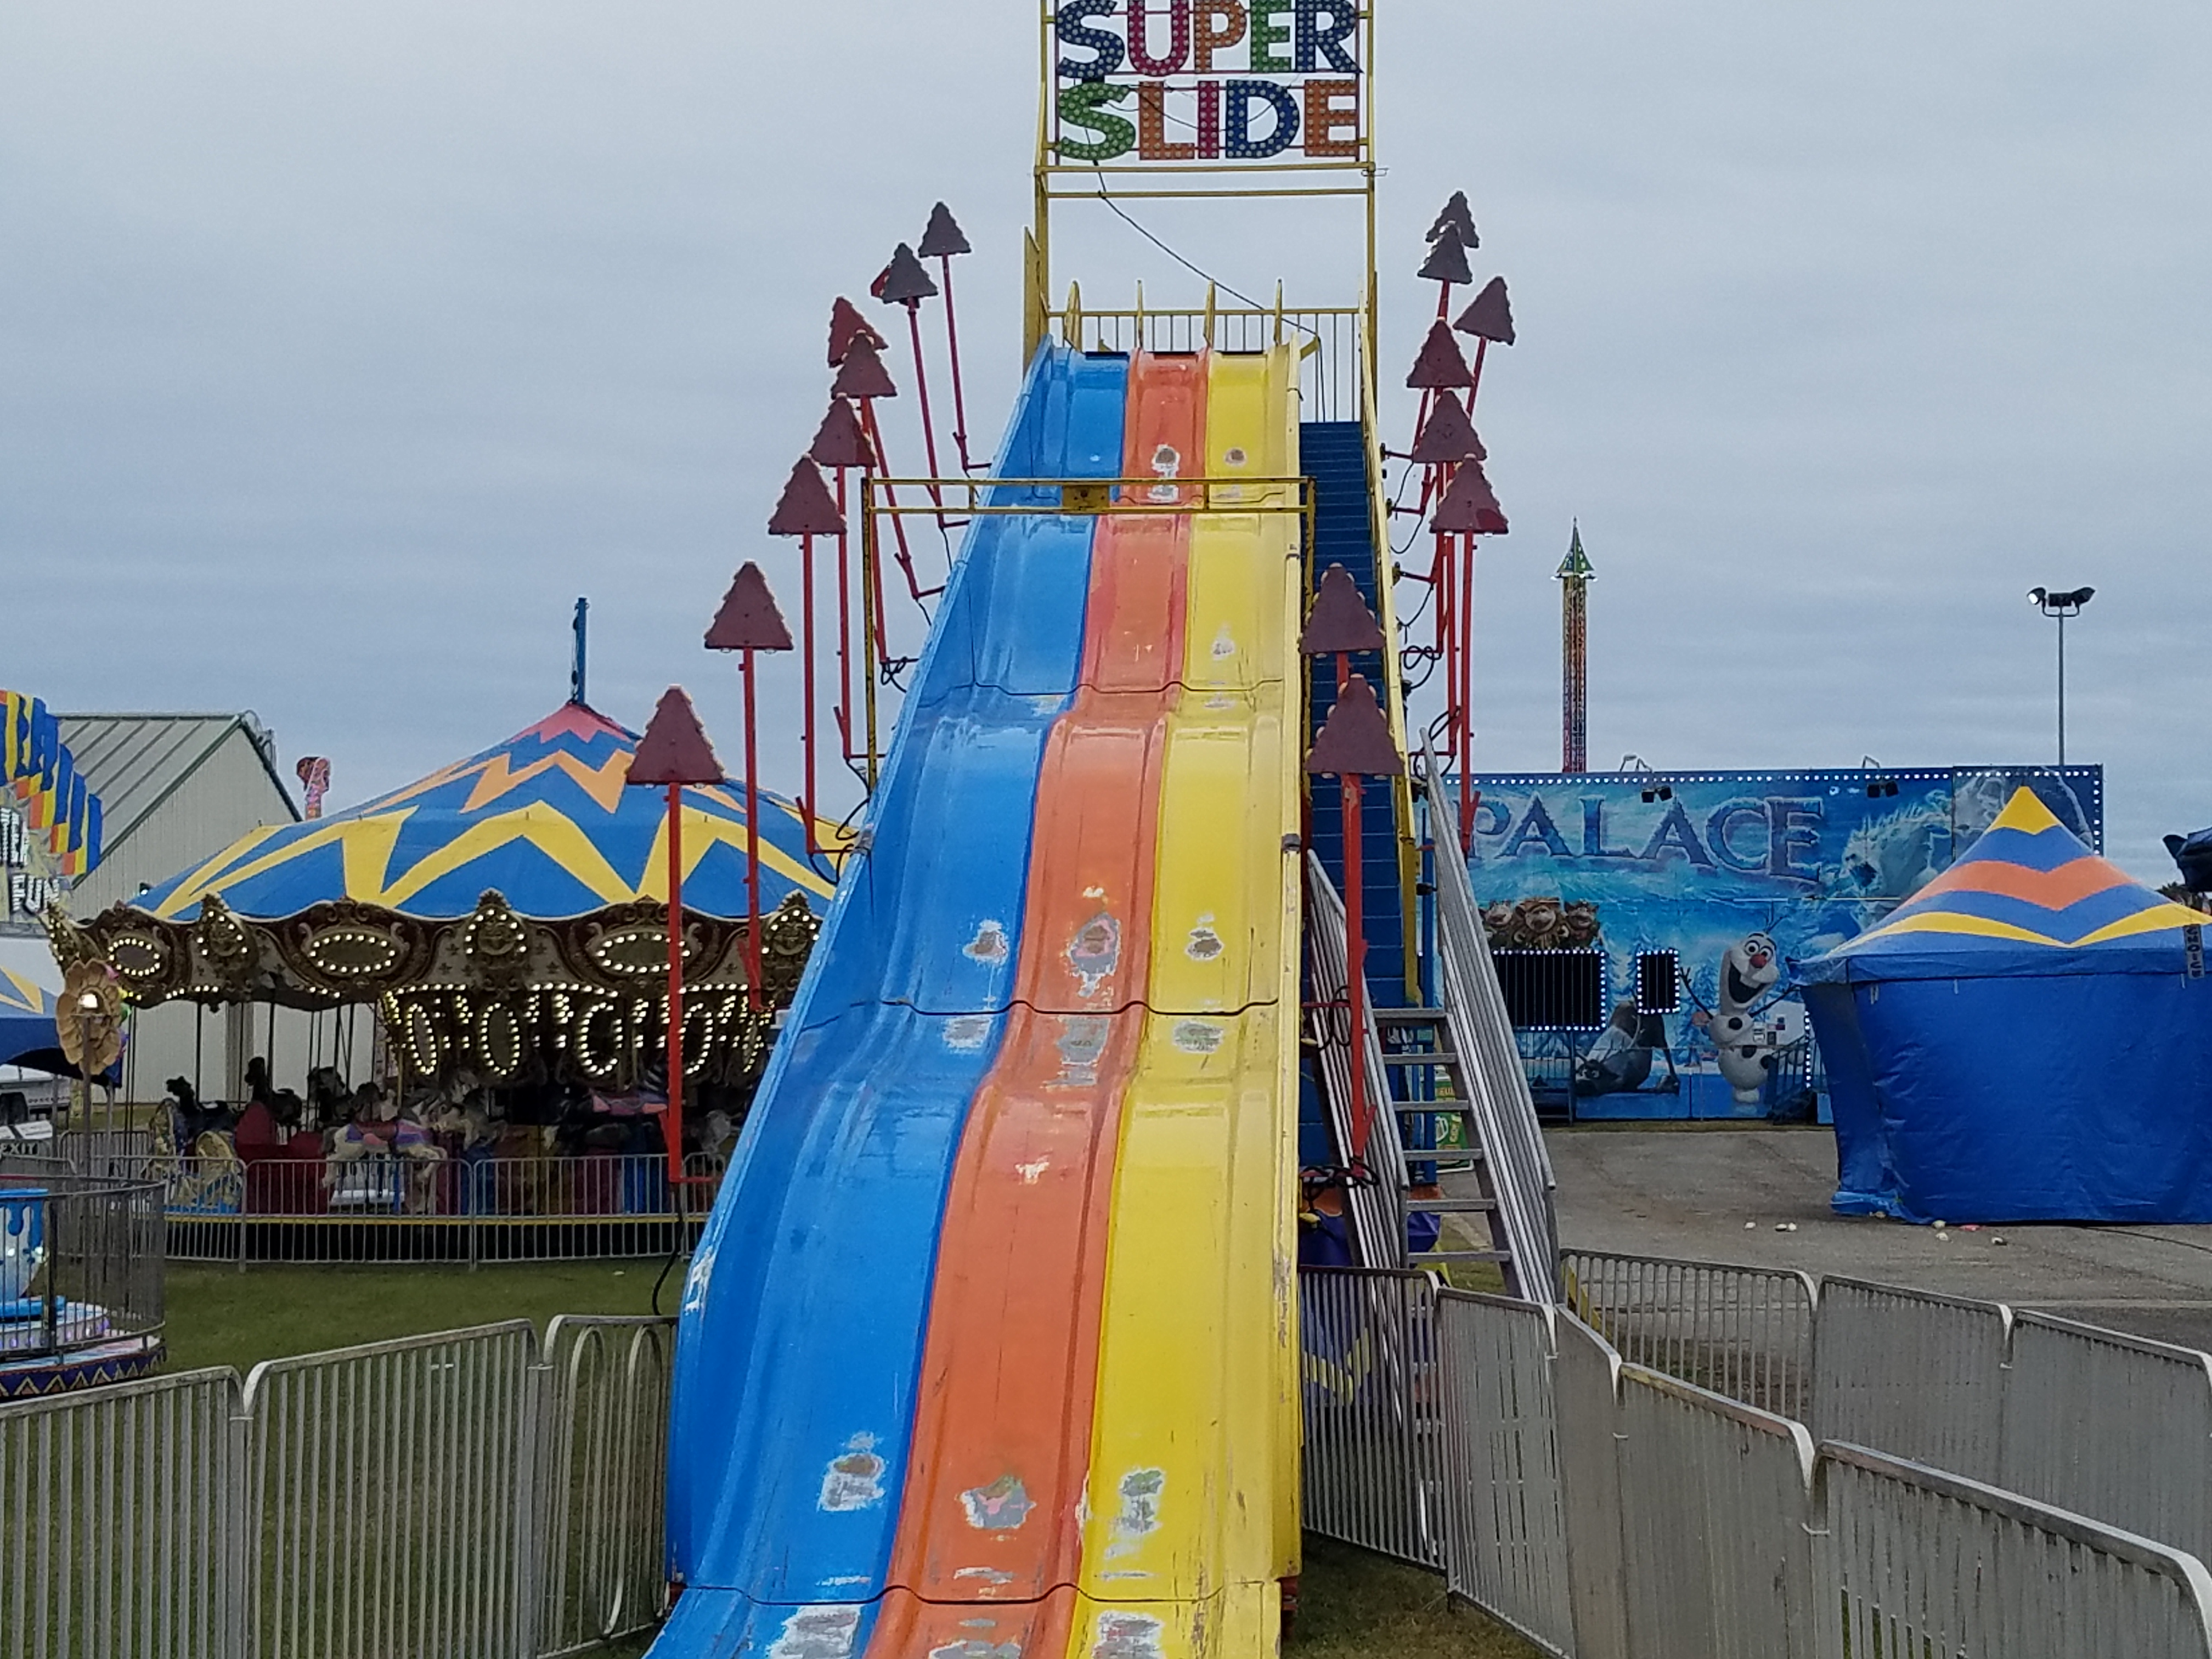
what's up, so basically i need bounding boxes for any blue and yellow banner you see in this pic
[1,691,103,881]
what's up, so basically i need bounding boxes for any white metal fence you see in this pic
[1300,1262,2212,1659]
[0,1315,673,1659]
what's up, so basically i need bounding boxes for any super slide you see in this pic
[654,342,1306,1659]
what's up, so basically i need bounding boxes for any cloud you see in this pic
[1,0,2205,878]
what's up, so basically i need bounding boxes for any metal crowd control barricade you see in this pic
[537,1316,677,1658]
[1432,1290,1573,1655]
[1999,1308,2212,1568]
[241,1321,541,1659]
[1812,1276,2007,1483]
[0,1366,244,1659]
[1296,1266,1443,1567]
[1560,1248,1816,1420]
[1819,1441,2212,1659]
[1615,1368,1818,1659]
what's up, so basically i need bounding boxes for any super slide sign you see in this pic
[1048,1,1368,164]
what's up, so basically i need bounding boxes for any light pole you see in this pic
[2027,586,2095,765]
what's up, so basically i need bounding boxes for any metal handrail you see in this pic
[1421,737,1562,1298]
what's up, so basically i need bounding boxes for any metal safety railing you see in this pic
[0,1173,166,1362]
[1299,1262,2212,1659]
[1559,1247,1815,1421]
[1053,294,1364,422]
[1424,745,1562,1299]
[0,1314,675,1659]
[159,1153,723,1266]
[1301,856,1409,1270]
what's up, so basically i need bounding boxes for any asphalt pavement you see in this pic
[1545,1125,2212,1352]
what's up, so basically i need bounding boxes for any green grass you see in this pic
[1293,1537,1539,1657]
[161,1259,671,1374]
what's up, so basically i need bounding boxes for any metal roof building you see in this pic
[3,712,298,1102]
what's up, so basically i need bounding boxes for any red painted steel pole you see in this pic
[859,400,931,605]
[1459,532,1477,854]
[743,646,763,1012]
[939,253,974,473]
[1468,337,1489,409]
[835,467,855,762]
[800,531,818,856]
[664,781,685,1183]
[1344,771,1369,1160]
[904,303,948,521]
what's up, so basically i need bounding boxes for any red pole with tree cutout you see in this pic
[627,686,725,1184]
[705,563,795,1011]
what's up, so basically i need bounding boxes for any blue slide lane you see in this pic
[654,347,1129,1650]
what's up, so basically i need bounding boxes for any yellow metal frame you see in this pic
[855,473,1319,792]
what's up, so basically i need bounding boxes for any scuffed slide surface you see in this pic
[656,347,1304,1659]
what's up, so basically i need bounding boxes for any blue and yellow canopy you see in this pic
[129,703,847,924]
[1802,788,2207,981]
[1,968,59,1069]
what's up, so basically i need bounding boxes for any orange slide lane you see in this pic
[864,354,1207,1659]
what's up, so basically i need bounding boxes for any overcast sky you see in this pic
[3,0,2207,881]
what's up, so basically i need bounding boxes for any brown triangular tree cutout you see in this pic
[1306,675,1404,777]
[630,687,725,786]
[1418,227,1472,286]
[918,202,971,259]
[1409,391,1486,466]
[873,242,939,306]
[832,335,898,401]
[1454,277,1516,345]
[1432,462,1509,535]
[828,297,887,366]
[808,399,874,471]
[768,458,845,537]
[1299,564,1386,657]
[704,562,795,654]
[1406,320,1475,391]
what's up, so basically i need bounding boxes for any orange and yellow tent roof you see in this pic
[127,702,848,924]
[1803,788,2207,980]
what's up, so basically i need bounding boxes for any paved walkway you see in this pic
[1547,1126,2212,1351]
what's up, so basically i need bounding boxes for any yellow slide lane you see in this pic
[1068,347,1305,1658]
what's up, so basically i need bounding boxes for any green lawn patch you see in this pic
[162,1260,669,1374]
[1294,1536,1543,1657]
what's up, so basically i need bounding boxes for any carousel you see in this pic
[61,699,846,1252]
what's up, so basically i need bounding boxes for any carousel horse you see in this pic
[325,1085,446,1212]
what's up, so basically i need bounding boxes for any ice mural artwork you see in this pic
[1459,765,2102,1119]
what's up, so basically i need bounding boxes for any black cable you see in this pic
[1087,172,1319,335]
[651,1162,686,1317]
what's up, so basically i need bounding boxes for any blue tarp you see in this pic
[1798,789,2212,1222]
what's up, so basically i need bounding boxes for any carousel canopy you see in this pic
[129,702,842,924]
[75,702,843,1020]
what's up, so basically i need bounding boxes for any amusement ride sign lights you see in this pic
[1049,1,1367,163]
